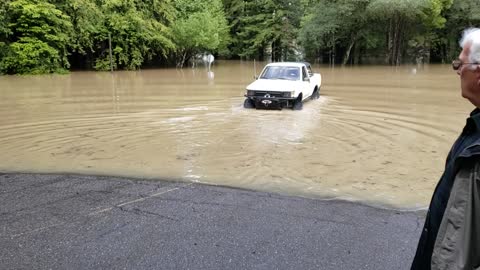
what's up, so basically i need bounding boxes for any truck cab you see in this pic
[244,62,322,110]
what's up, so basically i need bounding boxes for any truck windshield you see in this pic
[260,66,300,81]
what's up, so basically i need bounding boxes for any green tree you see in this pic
[440,0,480,62]
[95,0,175,70]
[299,0,370,64]
[298,0,339,62]
[0,0,72,74]
[0,0,10,61]
[222,0,245,58]
[406,0,452,64]
[49,0,106,69]
[366,0,451,65]
[172,0,230,67]
[60,0,105,55]
[274,0,303,61]
[234,0,278,59]
[366,0,424,65]
[225,0,302,61]
[0,0,10,38]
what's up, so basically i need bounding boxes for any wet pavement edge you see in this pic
[0,173,425,270]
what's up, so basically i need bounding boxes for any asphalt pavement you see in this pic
[0,173,425,270]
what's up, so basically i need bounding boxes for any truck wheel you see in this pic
[244,98,255,108]
[293,99,303,110]
[311,88,320,100]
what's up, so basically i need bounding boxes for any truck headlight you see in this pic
[284,91,295,98]
[246,90,255,96]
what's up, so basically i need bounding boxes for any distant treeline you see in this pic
[0,0,478,74]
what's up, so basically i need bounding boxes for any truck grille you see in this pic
[249,91,284,97]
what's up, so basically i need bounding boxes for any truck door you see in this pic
[302,66,312,100]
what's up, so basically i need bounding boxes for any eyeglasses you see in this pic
[452,59,478,70]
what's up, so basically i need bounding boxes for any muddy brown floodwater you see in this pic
[0,61,472,209]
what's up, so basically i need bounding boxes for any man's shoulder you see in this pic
[459,137,480,158]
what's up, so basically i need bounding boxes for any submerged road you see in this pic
[0,173,424,269]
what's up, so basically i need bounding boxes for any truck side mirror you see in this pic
[303,76,310,82]
[254,75,258,80]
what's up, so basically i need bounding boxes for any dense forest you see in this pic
[0,0,479,74]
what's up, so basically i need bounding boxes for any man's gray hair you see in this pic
[460,28,480,66]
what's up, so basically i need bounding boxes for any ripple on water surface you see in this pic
[0,63,469,210]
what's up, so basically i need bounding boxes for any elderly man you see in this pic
[411,28,480,270]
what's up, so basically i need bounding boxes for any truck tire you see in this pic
[293,99,303,110]
[244,98,255,108]
[311,87,320,100]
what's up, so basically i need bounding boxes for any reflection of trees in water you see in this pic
[176,65,216,86]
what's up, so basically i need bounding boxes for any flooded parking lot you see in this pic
[0,61,471,209]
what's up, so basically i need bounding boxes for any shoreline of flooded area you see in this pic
[0,173,422,269]
[0,61,472,209]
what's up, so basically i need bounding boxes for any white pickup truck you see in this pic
[244,62,322,110]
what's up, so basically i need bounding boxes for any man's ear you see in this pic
[476,66,480,86]
[475,65,480,79]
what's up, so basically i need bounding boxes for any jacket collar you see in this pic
[458,108,480,159]
[463,108,480,134]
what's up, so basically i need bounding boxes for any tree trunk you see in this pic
[342,34,356,65]
[353,40,361,64]
[392,15,398,65]
[387,12,404,66]
[387,19,393,64]
[394,15,403,65]
[176,51,188,68]
[331,32,335,66]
